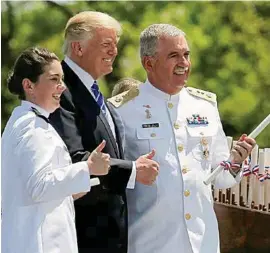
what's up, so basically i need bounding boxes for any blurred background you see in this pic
[1,0,270,146]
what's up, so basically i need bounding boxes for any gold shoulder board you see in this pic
[186,87,216,103]
[107,86,139,108]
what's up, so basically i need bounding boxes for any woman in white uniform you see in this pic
[1,47,110,253]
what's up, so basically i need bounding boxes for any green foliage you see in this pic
[1,1,269,146]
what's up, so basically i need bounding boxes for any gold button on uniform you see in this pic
[174,122,180,129]
[150,133,156,137]
[115,97,122,103]
[177,145,184,152]
[184,190,190,197]
[185,213,191,220]
[168,103,173,109]
[182,166,189,174]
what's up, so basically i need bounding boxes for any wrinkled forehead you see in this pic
[157,35,189,53]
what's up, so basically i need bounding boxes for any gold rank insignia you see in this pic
[186,87,216,103]
[108,86,139,108]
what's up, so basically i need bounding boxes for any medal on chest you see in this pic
[143,104,152,119]
[186,114,209,126]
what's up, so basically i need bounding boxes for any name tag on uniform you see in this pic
[142,123,159,128]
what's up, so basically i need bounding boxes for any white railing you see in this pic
[212,137,270,212]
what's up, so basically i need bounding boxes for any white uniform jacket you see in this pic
[108,81,242,253]
[1,101,91,253]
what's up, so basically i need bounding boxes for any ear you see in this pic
[142,56,155,73]
[22,78,34,94]
[71,41,83,57]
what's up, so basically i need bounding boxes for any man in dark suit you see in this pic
[49,11,159,253]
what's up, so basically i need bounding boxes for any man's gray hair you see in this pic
[63,11,122,56]
[140,24,185,58]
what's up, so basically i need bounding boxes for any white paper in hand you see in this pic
[90,178,100,187]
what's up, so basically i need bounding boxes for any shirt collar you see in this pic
[21,101,50,118]
[64,56,96,90]
[142,79,181,102]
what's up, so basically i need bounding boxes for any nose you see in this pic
[108,44,118,56]
[179,56,190,67]
[58,82,66,92]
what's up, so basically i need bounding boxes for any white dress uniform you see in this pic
[1,101,91,253]
[108,80,242,253]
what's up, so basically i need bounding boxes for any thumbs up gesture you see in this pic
[135,149,159,185]
[87,140,110,176]
[143,149,156,159]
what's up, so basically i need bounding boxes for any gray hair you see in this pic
[140,24,185,58]
[63,11,122,56]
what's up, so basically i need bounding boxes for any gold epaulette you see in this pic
[107,86,139,108]
[186,87,216,103]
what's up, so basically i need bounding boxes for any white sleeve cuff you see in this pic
[73,161,92,193]
[126,161,137,189]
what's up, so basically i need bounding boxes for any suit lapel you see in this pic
[99,107,120,157]
[106,102,122,158]
[62,61,120,158]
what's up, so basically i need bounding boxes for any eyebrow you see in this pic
[102,38,118,44]
[49,73,63,77]
[102,39,113,42]
[168,50,190,56]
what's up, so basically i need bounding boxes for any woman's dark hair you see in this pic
[7,47,59,100]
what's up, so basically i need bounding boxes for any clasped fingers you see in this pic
[231,137,256,163]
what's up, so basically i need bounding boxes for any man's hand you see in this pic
[231,134,256,165]
[135,149,159,185]
[87,140,110,175]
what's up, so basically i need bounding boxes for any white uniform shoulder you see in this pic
[107,86,139,108]
[20,111,48,127]
[186,87,216,103]
[11,108,50,139]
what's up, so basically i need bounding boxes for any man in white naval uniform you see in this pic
[108,24,256,253]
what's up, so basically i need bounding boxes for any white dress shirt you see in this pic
[1,101,91,253]
[64,56,136,188]
[109,80,242,253]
